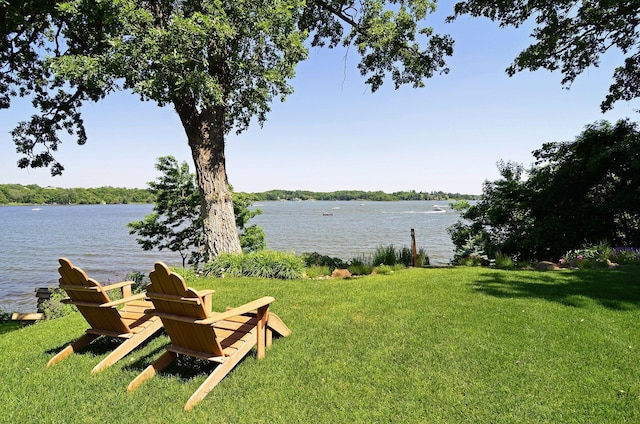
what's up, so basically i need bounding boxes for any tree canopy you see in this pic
[2,0,455,259]
[448,0,640,112]
[449,119,640,262]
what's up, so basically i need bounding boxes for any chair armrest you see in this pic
[102,292,147,307]
[103,280,135,298]
[197,289,215,313]
[200,296,274,324]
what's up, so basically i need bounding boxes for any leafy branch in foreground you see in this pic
[448,0,640,112]
[128,156,264,268]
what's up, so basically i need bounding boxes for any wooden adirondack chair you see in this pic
[127,261,291,411]
[47,258,163,374]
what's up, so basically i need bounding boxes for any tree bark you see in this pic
[175,101,241,259]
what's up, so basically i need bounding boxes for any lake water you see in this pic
[0,201,461,313]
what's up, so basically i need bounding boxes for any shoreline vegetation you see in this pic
[0,184,480,206]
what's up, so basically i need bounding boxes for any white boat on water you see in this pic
[432,205,446,213]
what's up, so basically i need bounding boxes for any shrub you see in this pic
[243,251,305,279]
[204,251,304,279]
[372,245,429,267]
[610,247,640,265]
[204,253,245,277]
[39,287,77,319]
[348,256,374,276]
[300,252,348,270]
[349,263,374,275]
[372,245,397,266]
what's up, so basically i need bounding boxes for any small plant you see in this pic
[494,252,515,270]
[348,255,374,276]
[373,264,394,275]
[240,225,266,253]
[0,307,11,324]
[561,242,612,268]
[39,287,77,319]
[397,247,413,267]
[305,265,331,279]
[372,245,429,267]
[451,235,490,266]
[410,247,429,267]
[204,253,247,278]
[457,255,485,267]
[610,247,640,265]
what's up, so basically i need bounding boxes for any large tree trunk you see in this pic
[175,102,241,260]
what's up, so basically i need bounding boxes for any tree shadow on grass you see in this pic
[471,267,640,310]
[0,321,21,335]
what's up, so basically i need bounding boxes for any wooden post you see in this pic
[411,229,418,267]
[35,287,52,313]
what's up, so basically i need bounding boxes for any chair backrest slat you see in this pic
[147,262,224,357]
[57,258,130,334]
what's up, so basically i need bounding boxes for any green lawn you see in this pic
[1,267,639,423]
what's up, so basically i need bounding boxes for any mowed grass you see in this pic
[1,267,639,423]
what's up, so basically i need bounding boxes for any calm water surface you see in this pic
[0,201,461,312]
[251,200,458,264]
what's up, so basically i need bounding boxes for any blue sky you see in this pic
[1,7,638,195]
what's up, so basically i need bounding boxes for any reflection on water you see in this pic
[0,201,461,312]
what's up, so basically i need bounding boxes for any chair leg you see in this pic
[91,320,163,374]
[47,333,99,368]
[267,313,292,338]
[184,336,256,411]
[127,351,176,393]
[266,327,273,348]
[256,306,268,360]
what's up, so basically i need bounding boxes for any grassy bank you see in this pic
[1,267,639,422]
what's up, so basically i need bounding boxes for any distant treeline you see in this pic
[249,190,479,201]
[0,184,154,205]
[0,184,479,205]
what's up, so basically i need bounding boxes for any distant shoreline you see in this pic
[1,184,480,205]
